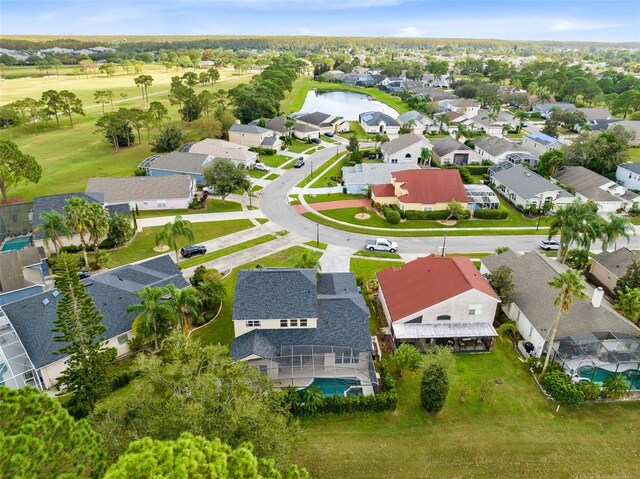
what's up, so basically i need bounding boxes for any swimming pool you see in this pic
[307,377,363,397]
[577,365,640,390]
[1,235,32,252]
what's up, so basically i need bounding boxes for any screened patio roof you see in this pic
[393,322,498,340]
[0,306,43,390]
[554,331,640,367]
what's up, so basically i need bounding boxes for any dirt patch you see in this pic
[437,219,457,226]
[355,213,371,220]
[153,245,170,252]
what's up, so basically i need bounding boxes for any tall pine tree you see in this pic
[52,253,116,417]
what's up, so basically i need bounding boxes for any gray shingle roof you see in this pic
[381,133,430,156]
[2,255,188,368]
[32,192,104,240]
[342,163,420,187]
[359,111,399,127]
[230,271,371,360]
[525,131,561,146]
[229,123,271,135]
[592,248,638,275]
[474,136,525,157]
[0,246,46,293]
[398,110,429,125]
[86,175,194,203]
[482,251,640,339]
[617,162,640,175]
[296,111,334,127]
[491,163,574,200]
[431,136,470,157]
[552,166,638,203]
[146,152,210,175]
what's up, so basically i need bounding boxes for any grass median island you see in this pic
[107,219,255,268]
[303,241,327,250]
[190,246,323,345]
[353,250,402,259]
[293,339,640,479]
[136,199,243,218]
[178,234,277,269]
[297,152,347,188]
[303,193,366,203]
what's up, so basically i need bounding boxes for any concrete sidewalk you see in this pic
[293,198,370,213]
[318,245,356,272]
[137,210,267,228]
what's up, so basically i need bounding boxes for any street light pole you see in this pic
[310,161,313,179]
[316,223,320,247]
[441,234,447,257]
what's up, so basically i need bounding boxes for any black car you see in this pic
[180,245,207,258]
[294,157,305,168]
[78,270,91,280]
[310,138,321,144]
[367,153,377,159]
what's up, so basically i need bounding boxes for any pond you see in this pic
[299,90,398,121]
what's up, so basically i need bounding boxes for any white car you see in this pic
[203,186,215,194]
[254,163,270,172]
[364,238,399,253]
[539,239,560,251]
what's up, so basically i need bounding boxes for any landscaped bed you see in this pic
[136,199,243,218]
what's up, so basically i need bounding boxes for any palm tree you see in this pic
[127,285,174,350]
[296,251,320,270]
[435,113,449,134]
[164,284,202,335]
[36,211,70,255]
[601,213,635,251]
[85,202,110,259]
[284,119,295,139]
[548,200,601,263]
[301,385,324,415]
[513,109,528,133]
[614,287,640,324]
[420,147,433,167]
[64,197,91,270]
[542,270,587,373]
[155,215,195,266]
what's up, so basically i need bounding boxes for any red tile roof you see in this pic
[377,256,499,322]
[392,169,467,205]
[371,183,395,197]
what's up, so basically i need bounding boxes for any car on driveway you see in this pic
[181,245,207,258]
[310,138,321,144]
[254,163,270,172]
[293,157,305,168]
[323,132,334,138]
[539,239,560,251]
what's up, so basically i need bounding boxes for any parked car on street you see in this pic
[254,163,270,172]
[364,238,398,253]
[181,245,207,258]
[539,239,560,251]
[78,270,91,279]
[294,157,305,168]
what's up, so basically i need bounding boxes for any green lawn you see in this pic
[107,219,255,268]
[247,169,269,179]
[287,139,315,154]
[190,246,323,345]
[309,156,346,187]
[303,193,366,204]
[178,234,277,269]
[628,148,640,162]
[260,154,292,168]
[350,258,404,281]
[303,241,327,250]
[296,152,344,188]
[293,340,640,479]
[345,121,369,141]
[136,199,243,218]
[265,173,279,181]
[353,250,402,259]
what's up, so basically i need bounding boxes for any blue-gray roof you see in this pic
[359,111,399,127]
[2,255,188,368]
[32,192,104,240]
[230,271,371,360]
[525,131,560,146]
[618,162,640,174]
[229,123,271,135]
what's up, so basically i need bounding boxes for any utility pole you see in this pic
[316,223,320,247]
[440,234,447,257]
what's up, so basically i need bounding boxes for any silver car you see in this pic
[539,239,560,251]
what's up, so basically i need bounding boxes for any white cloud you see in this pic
[549,19,629,32]
[395,26,421,37]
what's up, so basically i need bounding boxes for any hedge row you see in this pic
[405,210,450,220]
[540,369,585,406]
[312,390,398,414]
[249,147,277,155]
[465,165,491,175]
[473,207,508,220]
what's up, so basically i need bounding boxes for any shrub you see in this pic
[249,147,276,155]
[473,207,508,220]
[526,356,543,374]
[466,165,491,175]
[151,123,185,153]
[61,244,82,254]
[602,374,629,399]
[133,167,147,176]
[390,343,422,377]
[385,210,401,225]
[109,369,140,392]
[458,166,472,184]
[581,380,601,400]
[405,210,449,220]
[540,369,584,406]
[98,238,115,250]
[420,362,449,414]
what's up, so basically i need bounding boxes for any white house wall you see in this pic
[234,318,318,337]
[504,302,546,357]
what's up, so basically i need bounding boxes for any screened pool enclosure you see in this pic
[554,332,640,391]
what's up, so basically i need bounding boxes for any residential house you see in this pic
[610,120,640,146]
[293,122,321,140]
[293,111,348,135]
[422,74,452,88]
[86,175,196,211]
[503,152,539,168]
[470,111,514,137]
[438,99,481,119]
[0,247,48,306]
[318,70,345,82]
[359,111,400,135]
[489,162,574,210]
[522,132,563,157]
[616,162,640,191]
[230,269,376,396]
[552,166,638,212]
[341,163,421,195]
[228,123,282,150]
[431,137,481,166]
[474,136,527,164]
[434,110,474,133]
[409,86,458,102]
[590,248,638,293]
[0,255,188,390]
[186,138,259,169]
[371,169,468,212]
[380,133,432,165]
[398,110,433,134]
[465,184,501,211]
[532,102,576,118]
[481,250,639,358]
[377,256,499,351]
[576,108,612,131]
[142,151,214,185]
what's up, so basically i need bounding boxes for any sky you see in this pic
[2,0,639,43]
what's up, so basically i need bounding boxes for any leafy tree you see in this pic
[617,260,640,293]
[95,109,135,149]
[190,266,226,312]
[447,201,471,221]
[565,249,590,271]
[36,210,70,254]
[182,71,199,87]
[57,90,84,127]
[0,137,41,202]
[150,122,185,152]
[128,285,176,350]
[601,213,635,251]
[133,74,154,101]
[90,340,300,462]
[126,108,148,144]
[540,118,559,138]
[107,213,133,247]
[614,287,640,324]
[602,374,629,399]
[203,159,251,202]
[164,284,202,335]
[13,97,46,134]
[611,90,640,118]
[104,432,308,479]
[155,215,195,266]
[484,265,514,304]
[547,200,601,263]
[0,386,107,479]
[52,253,117,417]
[296,251,320,270]
[64,196,91,269]
[390,343,422,377]
[208,67,220,83]
[41,89,62,127]
[94,89,114,114]
[98,62,116,76]
[536,149,565,177]
[420,362,449,414]
[542,270,588,373]
[147,101,168,125]
[564,126,632,176]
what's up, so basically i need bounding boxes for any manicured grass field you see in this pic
[287,140,316,154]
[303,193,366,203]
[107,219,254,268]
[308,156,346,187]
[349,257,404,281]
[178,234,277,269]
[260,154,292,168]
[247,169,269,179]
[628,148,640,162]
[136,199,243,218]
[345,121,369,141]
[297,152,347,188]
[353,250,402,259]
[303,241,327,250]
[190,246,322,345]
[293,340,640,479]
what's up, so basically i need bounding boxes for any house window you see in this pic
[300,319,308,327]
[280,319,288,328]
[117,334,129,345]
[290,319,298,327]
[157,200,166,208]
[246,320,261,327]
[468,304,483,316]
[391,159,398,164]
[437,315,451,321]
[423,207,432,212]
[405,153,411,158]
[258,365,268,375]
